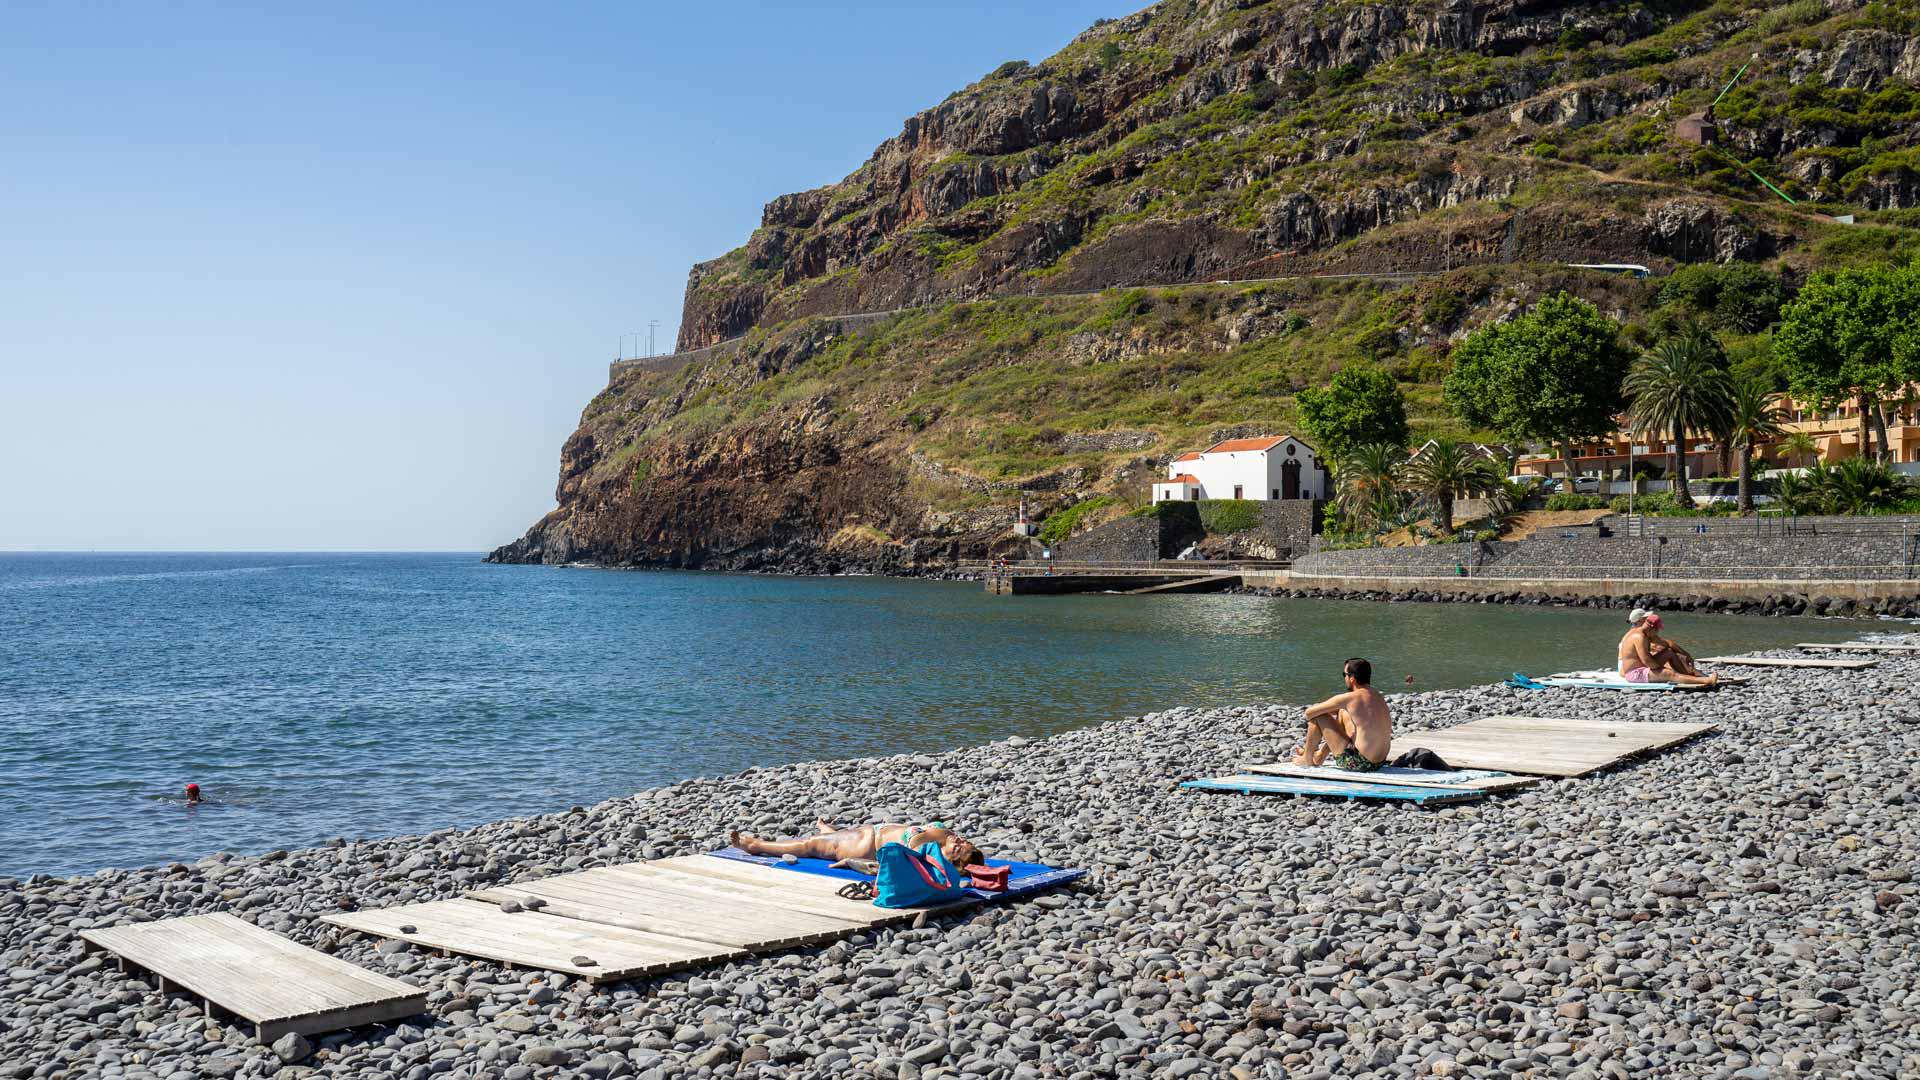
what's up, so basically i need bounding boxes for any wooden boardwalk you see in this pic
[323,854,1034,983]
[1697,655,1877,669]
[1798,641,1920,654]
[1395,715,1718,777]
[323,898,750,982]
[80,913,426,1042]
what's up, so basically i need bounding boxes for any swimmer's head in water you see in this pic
[185,783,201,802]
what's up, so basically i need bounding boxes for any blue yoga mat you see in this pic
[708,848,1085,902]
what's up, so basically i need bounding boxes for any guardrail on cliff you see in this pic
[607,310,912,382]
[606,269,1452,384]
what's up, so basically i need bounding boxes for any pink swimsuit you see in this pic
[1622,666,1652,683]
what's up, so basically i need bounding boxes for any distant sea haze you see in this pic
[0,552,1822,877]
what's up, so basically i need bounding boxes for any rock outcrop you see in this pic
[494,0,1920,572]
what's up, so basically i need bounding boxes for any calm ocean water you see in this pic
[0,552,1826,876]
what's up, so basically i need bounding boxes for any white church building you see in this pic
[1151,435,1329,503]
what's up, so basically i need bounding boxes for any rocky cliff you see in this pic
[492,0,1920,572]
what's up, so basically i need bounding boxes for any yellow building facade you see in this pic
[1514,388,1920,480]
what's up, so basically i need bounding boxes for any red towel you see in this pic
[967,864,1009,892]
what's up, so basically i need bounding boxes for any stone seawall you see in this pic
[1293,529,1920,581]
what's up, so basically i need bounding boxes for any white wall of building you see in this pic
[1157,437,1327,500]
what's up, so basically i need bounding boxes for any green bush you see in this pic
[1038,495,1117,544]
[1198,499,1262,534]
[1610,491,1677,514]
[1656,263,1790,332]
[1757,0,1827,36]
[1544,493,1608,511]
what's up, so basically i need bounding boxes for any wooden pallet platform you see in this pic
[1696,655,1877,669]
[1242,763,1540,793]
[1391,715,1718,778]
[467,863,900,951]
[1184,774,1489,805]
[80,912,426,1042]
[322,898,748,983]
[1798,642,1920,653]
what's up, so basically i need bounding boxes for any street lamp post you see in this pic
[1628,432,1635,519]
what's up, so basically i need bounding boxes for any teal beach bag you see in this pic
[873,840,969,908]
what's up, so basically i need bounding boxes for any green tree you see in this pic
[1296,363,1410,460]
[1443,292,1633,478]
[1725,375,1786,511]
[1332,443,1407,536]
[1399,438,1509,532]
[1656,263,1790,333]
[1773,262,1920,463]
[1625,329,1736,508]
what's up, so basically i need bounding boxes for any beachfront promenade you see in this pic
[3,642,1916,1076]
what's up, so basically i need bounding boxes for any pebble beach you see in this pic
[2,643,1916,1080]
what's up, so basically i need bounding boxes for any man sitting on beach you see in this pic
[1619,609,1717,686]
[1293,657,1392,771]
[730,820,983,869]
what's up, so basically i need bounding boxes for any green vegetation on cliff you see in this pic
[495,0,1920,570]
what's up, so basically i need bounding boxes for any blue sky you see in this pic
[1,1,1129,550]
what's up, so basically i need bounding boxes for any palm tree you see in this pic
[1825,457,1909,515]
[1399,438,1508,533]
[1625,329,1735,508]
[1334,443,1407,536]
[1726,376,1786,511]
[1773,468,1824,515]
[1777,430,1818,469]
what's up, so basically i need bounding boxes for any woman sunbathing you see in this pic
[729,820,983,869]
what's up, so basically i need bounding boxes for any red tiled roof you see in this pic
[1204,436,1288,454]
[1165,473,1199,484]
[1174,452,1202,461]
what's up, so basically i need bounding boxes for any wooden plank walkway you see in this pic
[80,913,426,1042]
[1798,641,1920,653]
[1697,655,1877,669]
[467,864,898,951]
[322,898,749,983]
[323,855,1002,983]
[1243,763,1540,793]
[1392,716,1718,777]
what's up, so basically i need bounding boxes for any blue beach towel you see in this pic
[710,848,1084,903]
